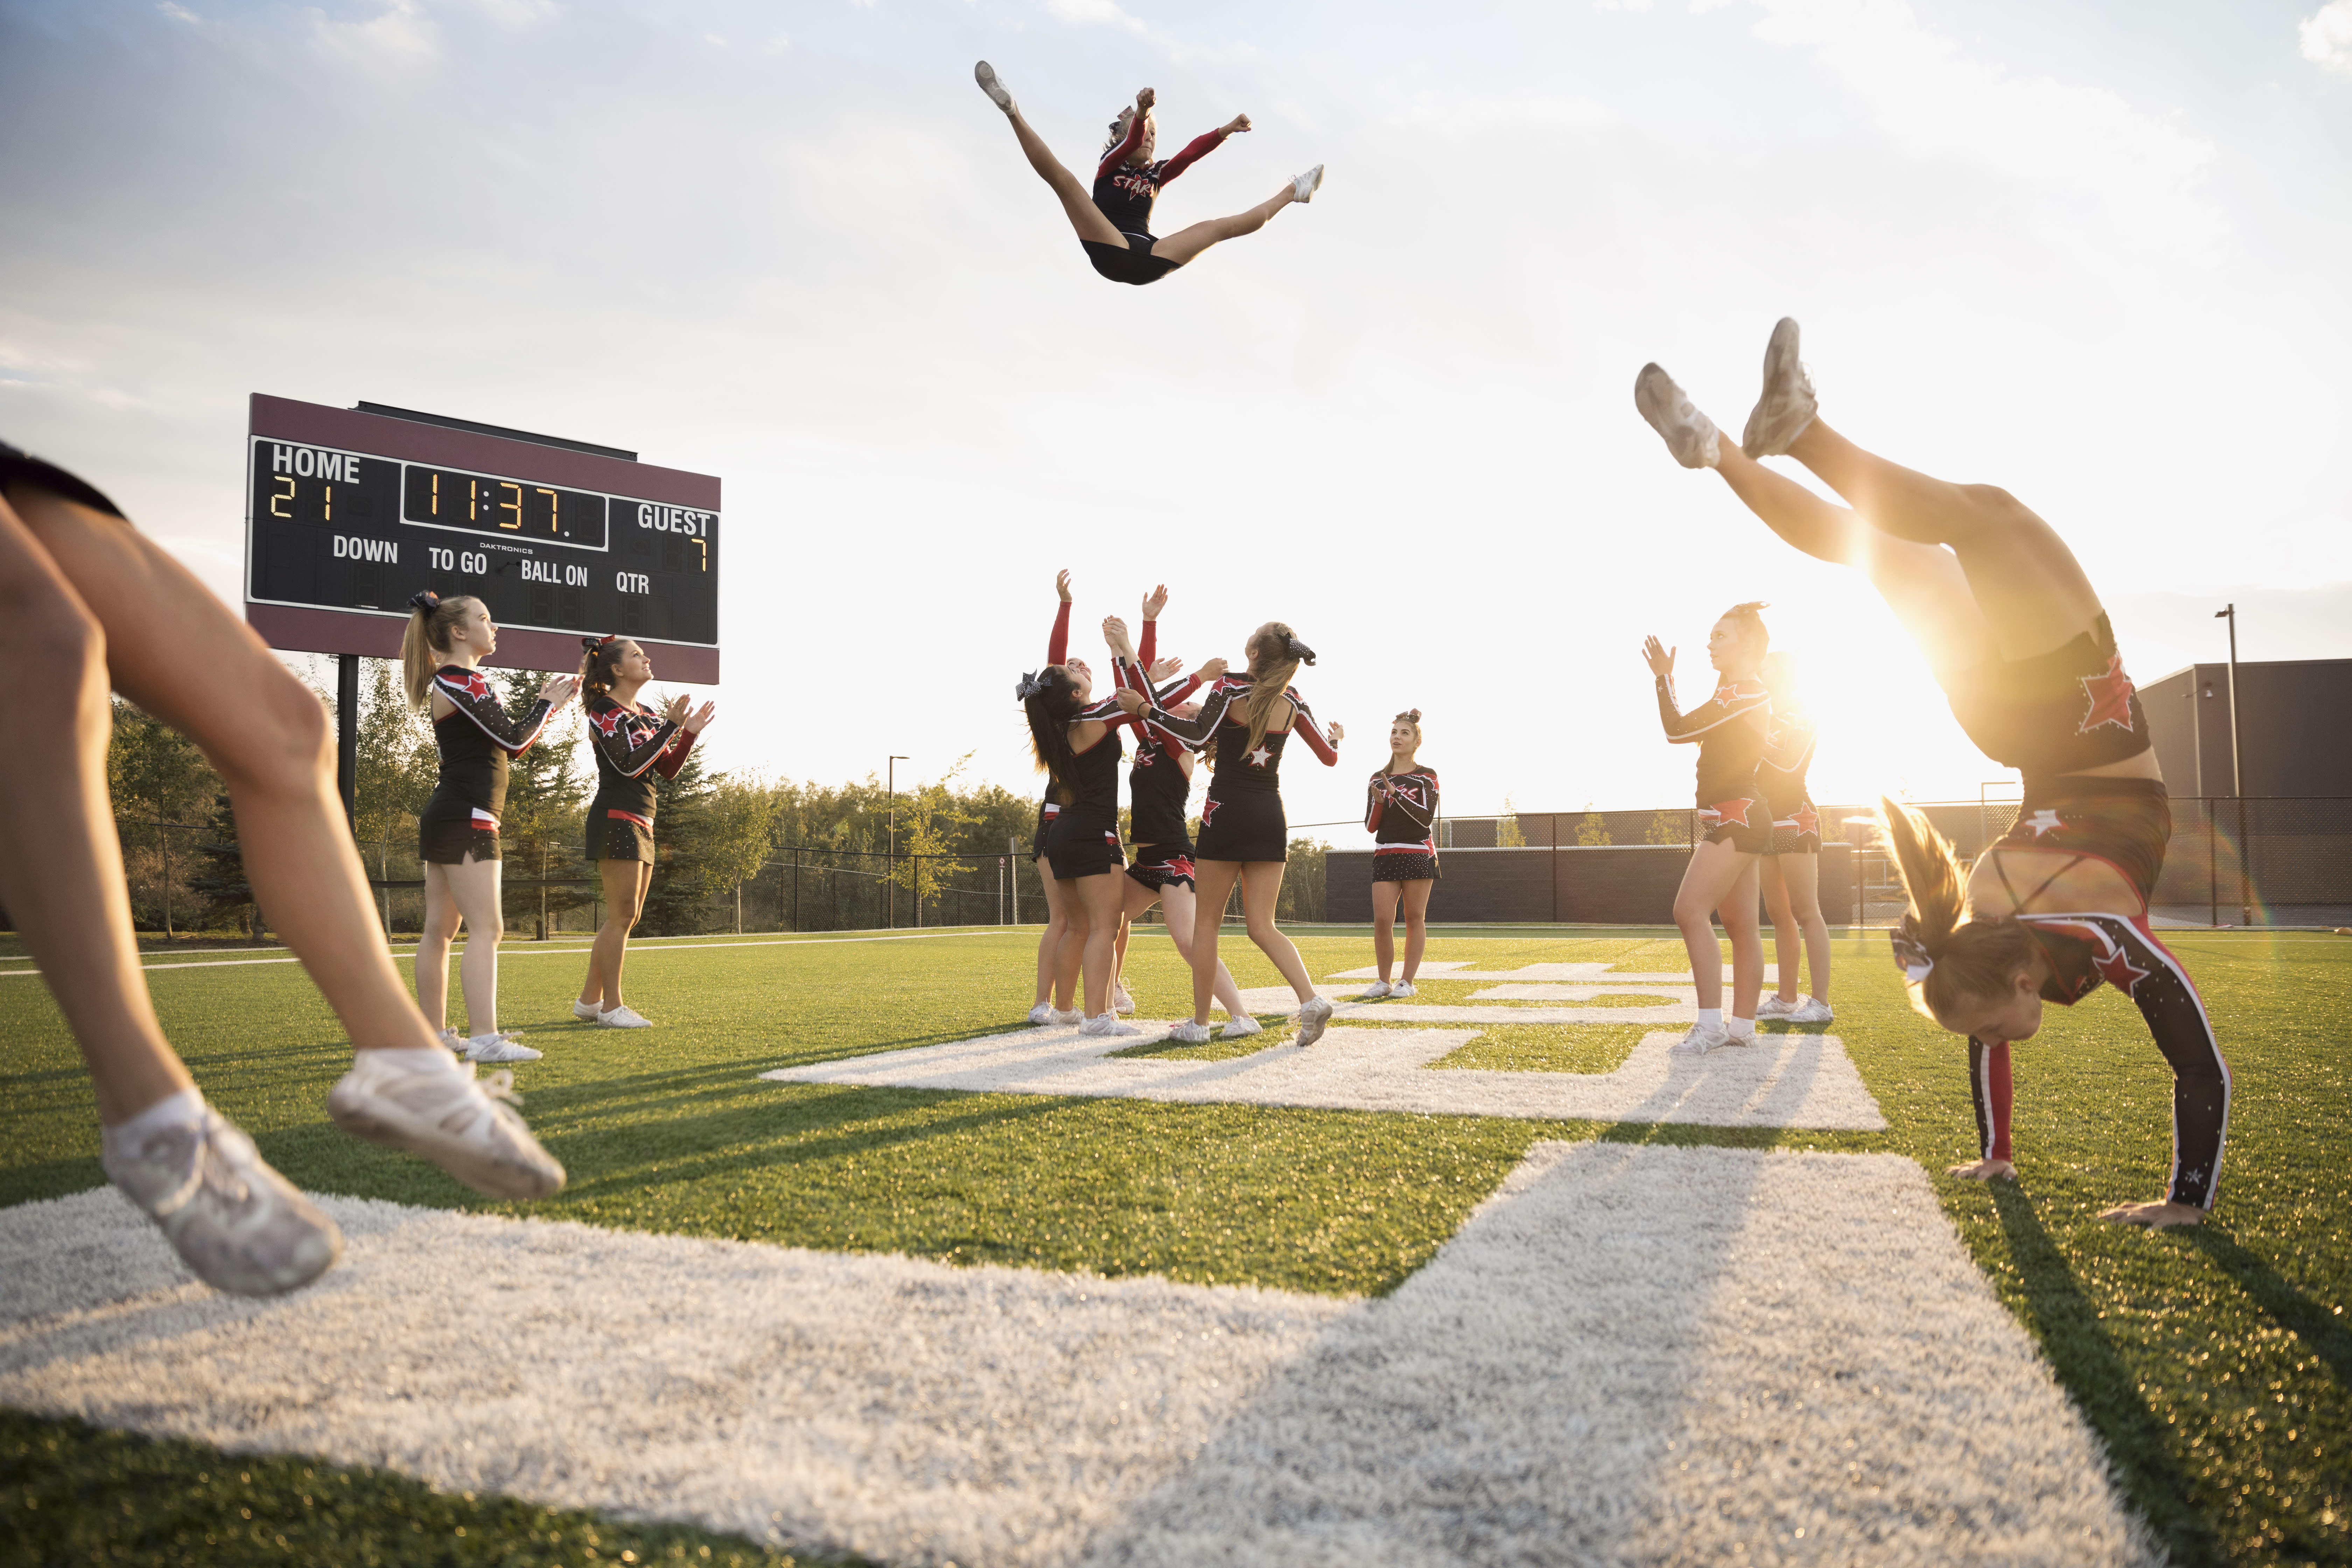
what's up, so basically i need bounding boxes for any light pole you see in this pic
[2215,606,2249,926]
[887,755,909,928]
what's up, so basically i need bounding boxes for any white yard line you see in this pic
[0,1147,2151,1566]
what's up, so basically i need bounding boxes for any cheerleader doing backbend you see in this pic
[402,590,578,1064]
[573,635,713,1030]
[1098,608,1255,1030]
[1644,605,1774,1055]
[1635,318,2227,1226]
[1755,653,1833,1024]
[1116,622,1343,1045]
[1362,710,1439,999]
[972,64,1322,288]
[0,442,562,1298]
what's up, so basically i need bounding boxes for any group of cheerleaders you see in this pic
[0,68,2231,1304]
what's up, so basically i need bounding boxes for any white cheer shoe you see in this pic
[598,1005,653,1029]
[104,1108,343,1297]
[1078,1013,1140,1038]
[1389,980,1418,998]
[1294,996,1335,1047]
[1755,994,1798,1020]
[1221,1015,1264,1038]
[465,1031,542,1064]
[1112,984,1136,1015]
[1027,1002,1056,1026]
[1634,363,1722,470]
[1292,164,1324,202]
[1741,316,1818,457]
[1669,1022,1733,1057]
[1358,980,1393,999]
[1787,997,1835,1024]
[571,1000,604,1022]
[327,1051,566,1201]
[974,60,1016,114]
[1168,1020,1213,1044]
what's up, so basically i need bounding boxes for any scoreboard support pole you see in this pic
[336,653,360,831]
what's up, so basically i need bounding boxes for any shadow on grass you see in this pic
[1987,1180,2224,1567]
[2184,1224,2352,1386]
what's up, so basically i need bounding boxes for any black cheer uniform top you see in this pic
[1142,674,1340,796]
[1366,766,1440,852]
[1938,614,2151,782]
[428,666,553,826]
[1114,632,1205,851]
[1656,673,1771,816]
[1092,119,1227,239]
[585,692,694,825]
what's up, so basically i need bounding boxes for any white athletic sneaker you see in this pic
[1634,363,1722,470]
[571,1000,603,1022]
[1358,980,1393,999]
[1740,316,1817,457]
[1112,984,1136,1015]
[326,1052,566,1201]
[1168,1020,1213,1044]
[1221,1015,1264,1038]
[1788,997,1835,1024]
[974,60,1016,114]
[1669,1022,1733,1056]
[1292,164,1324,203]
[1027,1002,1056,1026]
[1295,995,1335,1047]
[466,1031,542,1064]
[438,1027,465,1052]
[1078,1013,1141,1038]
[598,1005,653,1029]
[1052,1008,1085,1025]
[1755,994,1798,1020]
[1389,980,1417,998]
[104,1108,343,1297]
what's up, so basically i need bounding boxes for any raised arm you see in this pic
[1156,127,1227,184]
[1126,672,1248,748]
[1645,636,1766,743]
[1095,105,1149,182]
[1048,571,1073,666]
[1289,691,1340,765]
[433,668,560,754]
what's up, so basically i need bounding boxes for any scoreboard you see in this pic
[243,395,721,681]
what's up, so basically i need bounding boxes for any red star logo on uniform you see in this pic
[446,671,493,702]
[1709,798,1755,827]
[1710,682,1740,707]
[2077,654,2137,734]
[2022,808,2065,838]
[1200,799,1220,825]
[1792,805,1819,838]
[591,707,625,737]
[1248,745,1273,768]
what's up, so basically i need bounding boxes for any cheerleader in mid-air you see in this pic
[1643,605,1774,1056]
[1636,318,2227,1226]
[1754,653,1833,1025]
[1361,709,1439,998]
[402,591,578,1063]
[1116,621,1343,1045]
[573,635,713,1030]
[972,64,1321,288]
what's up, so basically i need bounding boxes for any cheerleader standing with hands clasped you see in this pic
[573,635,713,1030]
[1362,709,1439,998]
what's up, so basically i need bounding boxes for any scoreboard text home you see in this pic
[242,395,721,681]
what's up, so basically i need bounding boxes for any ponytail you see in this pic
[400,591,477,712]
[579,634,626,696]
[1877,796,2038,1025]
[1239,620,1312,755]
[1021,666,1081,802]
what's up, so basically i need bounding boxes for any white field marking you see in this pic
[0,1148,2153,1566]
[0,928,1029,979]
[1465,983,1701,1003]
[760,995,1885,1130]
[1329,961,1780,982]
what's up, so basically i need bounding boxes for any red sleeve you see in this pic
[1289,693,1340,765]
[1095,115,1148,182]
[1366,774,1387,833]
[1157,129,1225,183]
[1047,600,1071,667]
[1139,618,1155,671]
[653,726,697,780]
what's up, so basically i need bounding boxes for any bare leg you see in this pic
[416,863,464,1032]
[1002,105,1128,247]
[1237,861,1317,1001]
[1370,880,1400,980]
[0,494,193,1124]
[1187,860,1244,1026]
[1775,853,1830,1003]
[580,858,648,1010]
[1153,881,1249,1019]
[1785,420,2104,660]
[1152,185,1298,267]
[1400,879,1434,980]
[1032,858,1068,1008]
[1072,872,1124,1015]
[1112,907,1132,997]
[1672,839,1761,1012]
[441,856,505,1036]
[10,485,443,1056]
[1718,856,1765,1022]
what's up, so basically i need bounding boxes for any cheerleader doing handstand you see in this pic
[1635,319,2227,1226]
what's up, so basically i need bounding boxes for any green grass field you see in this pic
[2,924,2347,1566]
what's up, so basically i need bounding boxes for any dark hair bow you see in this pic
[580,634,619,652]
[407,590,441,612]
[1284,635,1317,665]
[1889,916,1935,984]
[1015,670,1049,701]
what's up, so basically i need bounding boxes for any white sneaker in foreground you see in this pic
[598,1005,653,1029]
[571,1000,603,1022]
[1357,980,1393,999]
[1167,1020,1213,1044]
[1669,1022,1734,1057]
[1294,996,1335,1047]
[1634,363,1722,469]
[103,1109,343,1297]
[1112,985,1136,1015]
[1221,1015,1264,1038]
[467,1032,542,1064]
[1052,1008,1084,1025]
[1788,997,1835,1024]
[1027,1002,1056,1026]
[327,1051,566,1201]
[1755,994,1798,1020]
[1292,164,1324,203]
[1389,980,1417,998]
[1741,316,1818,457]
[438,1028,465,1052]
[1078,1013,1140,1038]
[974,60,1015,114]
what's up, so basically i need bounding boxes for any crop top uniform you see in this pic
[583,692,695,864]
[1140,676,1339,863]
[1758,709,1821,855]
[1365,766,1441,882]
[419,667,554,865]
[1654,672,1772,852]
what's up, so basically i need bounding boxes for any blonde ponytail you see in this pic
[1877,796,2038,1024]
[1241,620,1312,753]
[400,592,476,712]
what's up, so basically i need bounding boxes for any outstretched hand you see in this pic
[1055,569,1073,603]
[1642,636,1675,678]
[1113,687,1148,716]
[1222,113,1252,136]
[1135,87,1156,112]
[1148,655,1182,681]
[1945,1158,2016,1182]
[1142,583,1168,620]
[2099,1199,2206,1228]
[1196,657,1229,682]
[1101,615,1134,659]
[1329,721,1346,744]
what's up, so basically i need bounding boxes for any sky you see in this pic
[5,0,2350,834]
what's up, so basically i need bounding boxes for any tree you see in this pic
[1575,808,1611,846]
[1496,796,1528,848]
[1646,810,1690,846]
[493,669,591,940]
[187,792,262,940]
[890,756,981,927]
[699,770,785,934]
[108,699,222,938]
[1277,837,1328,923]
[350,658,438,931]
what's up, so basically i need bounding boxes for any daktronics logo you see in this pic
[636,503,714,537]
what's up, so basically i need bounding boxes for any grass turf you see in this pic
[2,924,2348,1564]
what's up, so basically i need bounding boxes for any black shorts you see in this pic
[1993,775,2171,902]
[1698,799,1772,854]
[1126,851,1197,892]
[419,792,500,864]
[587,804,656,864]
[1371,848,1440,882]
[1031,801,1060,863]
[1047,805,1125,881]
[1769,802,1822,856]
[1082,232,1181,287]
[1196,790,1288,863]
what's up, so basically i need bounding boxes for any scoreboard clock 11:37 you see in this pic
[242,395,722,681]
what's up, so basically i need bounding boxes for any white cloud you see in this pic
[306,0,440,64]
[1386,91,1617,135]
[1049,0,1145,28]
[2303,0,2352,70]
[157,3,200,23]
